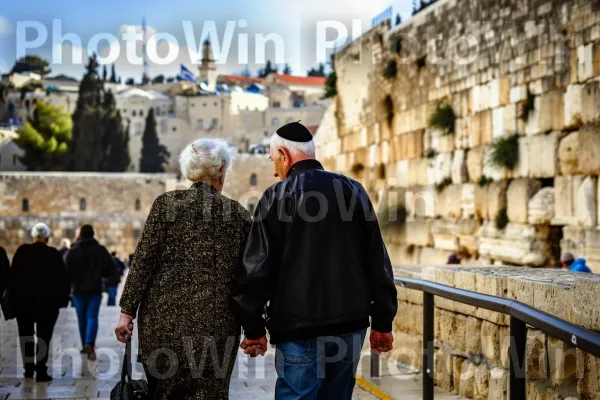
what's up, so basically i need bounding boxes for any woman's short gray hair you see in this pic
[179,138,234,181]
[31,223,50,241]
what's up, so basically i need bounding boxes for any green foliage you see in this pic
[429,103,456,134]
[258,60,278,78]
[110,65,118,83]
[478,175,494,187]
[283,63,292,75]
[152,74,165,84]
[416,56,427,70]
[140,108,170,173]
[435,177,453,192]
[323,71,337,98]
[383,60,397,80]
[102,65,108,82]
[351,162,365,176]
[395,13,402,26]
[307,63,327,77]
[125,78,135,85]
[15,101,72,171]
[384,95,395,126]
[425,149,438,159]
[520,88,536,122]
[11,55,51,76]
[495,208,509,230]
[490,135,519,170]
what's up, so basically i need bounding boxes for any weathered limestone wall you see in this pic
[391,265,600,400]
[316,0,600,271]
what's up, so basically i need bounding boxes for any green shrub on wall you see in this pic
[351,162,365,176]
[520,88,535,122]
[416,55,427,70]
[478,175,494,187]
[435,177,453,192]
[384,95,394,126]
[490,135,519,170]
[429,103,456,134]
[383,60,398,79]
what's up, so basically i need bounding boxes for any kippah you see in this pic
[275,121,313,143]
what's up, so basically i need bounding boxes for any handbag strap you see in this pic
[120,340,132,384]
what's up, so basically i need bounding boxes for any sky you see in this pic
[0,0,413,81]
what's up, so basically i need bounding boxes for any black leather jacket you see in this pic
[232,159,398,343]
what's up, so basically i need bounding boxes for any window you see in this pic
[197,119,204,129]
[135,199,141,211]
[135,123,142,135]
[203,103,207,107]
[271,117,279,127]
[22,198,29,212]
[211,118,218,128]
[273,101,281,108]
[172,126,177,132]
[250,173,257,187]
[79,198,86,211]
[132,110,137,117]
[140,109,144,117]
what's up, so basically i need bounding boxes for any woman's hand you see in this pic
[115,312,134,343]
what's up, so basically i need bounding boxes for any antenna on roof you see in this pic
[142,18,149,84]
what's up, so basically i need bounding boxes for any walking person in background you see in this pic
[7,223,70,382]
[561,252,592,273]
[446,253,461,265]
[233,122,398,399]
[105,252,125,306]
[115,138,251,399]
[65,225,116,360]
[58,238,71,259]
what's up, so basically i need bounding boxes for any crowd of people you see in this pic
[0,223,127,381]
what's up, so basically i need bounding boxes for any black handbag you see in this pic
[110,341,148,400]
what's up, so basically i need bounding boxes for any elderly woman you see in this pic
[8,223,70,382]
[115,138,251,399]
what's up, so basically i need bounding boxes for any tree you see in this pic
[307,63,326,77]
[166,76,175,83]
[142,73,150,85]
[126,78,135,85]
[395,13,402,25]
[257,60,278,78]
[322,56,337,99]
[110,65,118,83]
[240,66,252,77]
[101,90,130,171]
[14,101,72,171]
[11,55,51,77]
[139,108,169,172]
[412,0,418,14]
[283,64,292,75]
[102,65,108,82]
[152,74,165,84]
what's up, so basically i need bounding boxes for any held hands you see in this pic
[115,312,134,343]
[370,330,394,354]
[240,336,268,357]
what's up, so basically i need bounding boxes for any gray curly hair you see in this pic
[179,138,234,182]
[31,223,50,241]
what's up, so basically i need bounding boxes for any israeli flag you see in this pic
[179,64,196,82]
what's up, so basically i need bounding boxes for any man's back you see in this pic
[66,238,114,296]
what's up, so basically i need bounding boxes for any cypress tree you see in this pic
[139,108,169,172]
[101,90,131,171]
[110,65,118,83]
[102,65,108,82]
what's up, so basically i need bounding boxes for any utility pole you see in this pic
[142,18,150,85]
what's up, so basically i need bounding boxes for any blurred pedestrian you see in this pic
[7,223,70,382]
[446,253,461,265]
[58,238,71,258]
[65,225,116,360]
[561,252,592,273]
[115,138,251,399]
[105,252,125,306]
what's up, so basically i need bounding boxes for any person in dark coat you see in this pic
[58,238,71,259]
[7,223,70,382]
[105,252,125,306]
[0,246,9,302]
[65,224,116,360]
[232,122,398,399]
[115,138,251,399]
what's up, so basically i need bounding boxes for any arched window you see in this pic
[132,110,137,117]
[22,198,29,212]
[135,198,141,211]
[80,198,87,211]
[250,173,257,187]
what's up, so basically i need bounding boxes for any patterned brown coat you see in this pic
[120,182,251,397]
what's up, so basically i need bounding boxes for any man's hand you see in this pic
[370,330,394,354]
[115,312,134,343]
[240,336,268,357]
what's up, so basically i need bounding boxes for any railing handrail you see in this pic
[394,275,600,358]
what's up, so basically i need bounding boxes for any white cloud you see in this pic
[0,16,11,35]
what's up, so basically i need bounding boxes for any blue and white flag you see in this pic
[179,64,196,82]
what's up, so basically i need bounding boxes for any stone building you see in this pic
[315,0,600,272]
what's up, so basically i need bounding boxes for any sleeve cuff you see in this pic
[244,327,267,340]
[371,319,393,334]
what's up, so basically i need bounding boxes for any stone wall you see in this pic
[391,265,600,400]
[315,0,600,271]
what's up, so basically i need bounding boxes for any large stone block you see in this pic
[525,97,544,136]
[452,150,468,184]
[389,331,422,370]
[526,329,548,381]
[576,350,600,398]
[436,184,462,219]
[466,317,482,354]
[432,219,459,252]
[466,147,486,183]
[517,133,558,178]
[528,187,555,225]
[474,364,490,400]
[434,349,454,392]
[459,360,476,398]
[499,326,510,370]
[540,90,564,132]
[488,368,508,400]
[582,80,600,123]
[478,222,551,267]
[547,335,577,387]
[481,321,501,363]
[559,124,600,175]
[564,84,584,128]
[578,43,594,82]
[457,218,480,256]
[418,247,450,265]
[436,309,467,352]
[483,147,513,182]
[486,180,509,221]
[434,152,453,185]
[405,219,433,247]
[552,175,597,227]
[506,179,542,224]
[395,301,423,335]
[453,356,464,395]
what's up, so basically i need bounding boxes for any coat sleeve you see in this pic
[52,249,71,308]
[360,189,398,333]
[232,191,283,340]
[100,246,117,279]
[119,195,165,316]
[0,247,9,296]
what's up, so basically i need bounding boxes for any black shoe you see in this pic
[36,372,53,382]
[23,371,34,379]
[80,349,87,354]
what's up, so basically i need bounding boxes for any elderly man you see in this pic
[233,121,398,399]
[561,252,592,273]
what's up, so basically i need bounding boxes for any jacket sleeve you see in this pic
[0,247,9,296]
[119,195,165,316]
[232,191,282,340]
[361,191,398,333]
[53,250,71,308]
[100,246,117,279]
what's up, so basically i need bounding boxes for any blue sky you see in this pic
[0,0,413,81]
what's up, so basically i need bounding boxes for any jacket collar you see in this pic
[190,181,218,194]
[287,159,324,178]
[75,237,98,247]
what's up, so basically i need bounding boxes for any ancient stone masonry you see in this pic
[391,265,600,400]
[314,0,600,272]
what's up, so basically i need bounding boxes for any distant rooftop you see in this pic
[271,74,326,87]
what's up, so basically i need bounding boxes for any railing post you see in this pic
[370,351,380,378]
[509,316,526,400]
[423,292,434,400]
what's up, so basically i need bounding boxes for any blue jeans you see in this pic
[71,294,102,348]
[107,286,118,306]
[275,329,367,400]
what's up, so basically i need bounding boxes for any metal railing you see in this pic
[370,275,600,400]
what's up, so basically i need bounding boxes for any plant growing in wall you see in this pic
[377,163,386,180]
[416,55,427,70]
[490,134,519,170]
[478,175,494,187]
[495,208,509,230]
[519,88,536,122]
[435,177,453,192]
[383,60,398,80]
[429,103,456,134]
[388,34,402,56]
[351,162,365,176]
[384,95,395,126]
[425,149,438,159]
